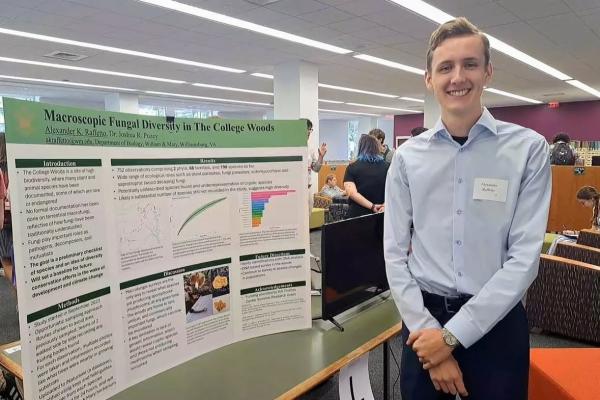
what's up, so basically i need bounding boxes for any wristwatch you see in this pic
[441,328,460,349]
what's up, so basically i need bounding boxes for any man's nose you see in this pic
[451,66,466,83]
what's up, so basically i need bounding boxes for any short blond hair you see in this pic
[426,17,490,73]
[325,173,336,183]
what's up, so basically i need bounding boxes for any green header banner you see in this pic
[111,156,302,166]
[3,97,306,149]
[15,159,102,168]
[120,258,231,290]
[26,287,110,324]
[240,281,306,295]
[240,249,305,262]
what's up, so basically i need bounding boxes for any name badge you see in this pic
[473,178,508,202]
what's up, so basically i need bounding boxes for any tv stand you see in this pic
[328,317,344,332]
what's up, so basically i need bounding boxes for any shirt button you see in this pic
[458,178,463,183]
[459,148,464,152]
[458,271,463,277]
[456,240,462,246]
[456,209,463,215]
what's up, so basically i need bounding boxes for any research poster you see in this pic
[3,98,312,400]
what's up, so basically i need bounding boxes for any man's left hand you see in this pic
[407,328,453,369]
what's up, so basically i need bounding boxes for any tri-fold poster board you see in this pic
[3,98,311,400]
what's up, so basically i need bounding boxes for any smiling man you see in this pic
[384,17,551,400]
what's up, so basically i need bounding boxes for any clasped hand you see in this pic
[407,328,452,369]
[407,328,469,397]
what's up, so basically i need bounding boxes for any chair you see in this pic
[313,194,332,210]
[576,229,600,248]
[526,254,600,343]
[555,242,600,265]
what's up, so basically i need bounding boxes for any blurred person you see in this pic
[0,133,13,288]
[550,132,578,165]
[576,185,600,229]
[343,134,389,218]
[303,119,327,201]
[411,126,429,137]
[369,128,394,163]
[320,174,345,198]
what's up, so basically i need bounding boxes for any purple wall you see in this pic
[394,100,600,144]
[393,113,424,140]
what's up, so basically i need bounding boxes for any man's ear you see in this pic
[484,62,493,85]
[424,71,433,91]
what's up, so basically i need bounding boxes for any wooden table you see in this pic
[0,342,22,381]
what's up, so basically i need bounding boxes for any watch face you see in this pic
[443,330,459,347]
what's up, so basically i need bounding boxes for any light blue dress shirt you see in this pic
[384,108,551,348]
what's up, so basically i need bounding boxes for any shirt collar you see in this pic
[427,107,498,143]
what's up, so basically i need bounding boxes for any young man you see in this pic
[369,128,394,162]
[384,18,551,400]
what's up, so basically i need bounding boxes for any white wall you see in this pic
[320,119,348,161]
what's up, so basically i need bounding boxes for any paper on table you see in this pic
[338,352,374,400]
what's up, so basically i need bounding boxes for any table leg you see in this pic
[383,341,389,400]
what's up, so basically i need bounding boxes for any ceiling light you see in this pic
[145,91,272,106]
[400,96,425,103]
[192,83,272,96]
[251,73,274,79]
[0,56,185,84]
[353,54,425,75]
[318,83,397,98]
[319,108,379,117]
[485,36,571,81]
[137,0,353,54]
[484,88,542,104]
[0,74,136,91]
[386,1,573,82]
[318,99,344,104]
[386,0,453,24]
[250,75,401,99]
[0,27,245,73]
[565,80,600,98]
[346,102,421,113]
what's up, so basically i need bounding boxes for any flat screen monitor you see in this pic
[321,212,389,322]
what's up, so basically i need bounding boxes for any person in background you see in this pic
[550,132,579,165]
[411,126,429,137]
[344,134,389,218]
[0,133,14,294]
[384,17,551,400]
[320,174,345,198]
[369,128,394,163]
[304,119,327,187]
[303,119,327,289]
[302,118,327,210]
[576,185,600,229]
[546,185,598,254]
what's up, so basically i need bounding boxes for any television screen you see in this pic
[321,212,389,321]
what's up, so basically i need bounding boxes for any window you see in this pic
[347,120,359,160]
[0,95,39,132]
[138,105,166,116]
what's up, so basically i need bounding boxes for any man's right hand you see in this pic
[428,354,468,397]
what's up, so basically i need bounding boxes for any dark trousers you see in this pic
[400,296,529,400]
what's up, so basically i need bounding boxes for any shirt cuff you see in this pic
[443,311,482,349]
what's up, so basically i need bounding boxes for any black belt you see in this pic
[421,291,472,314]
